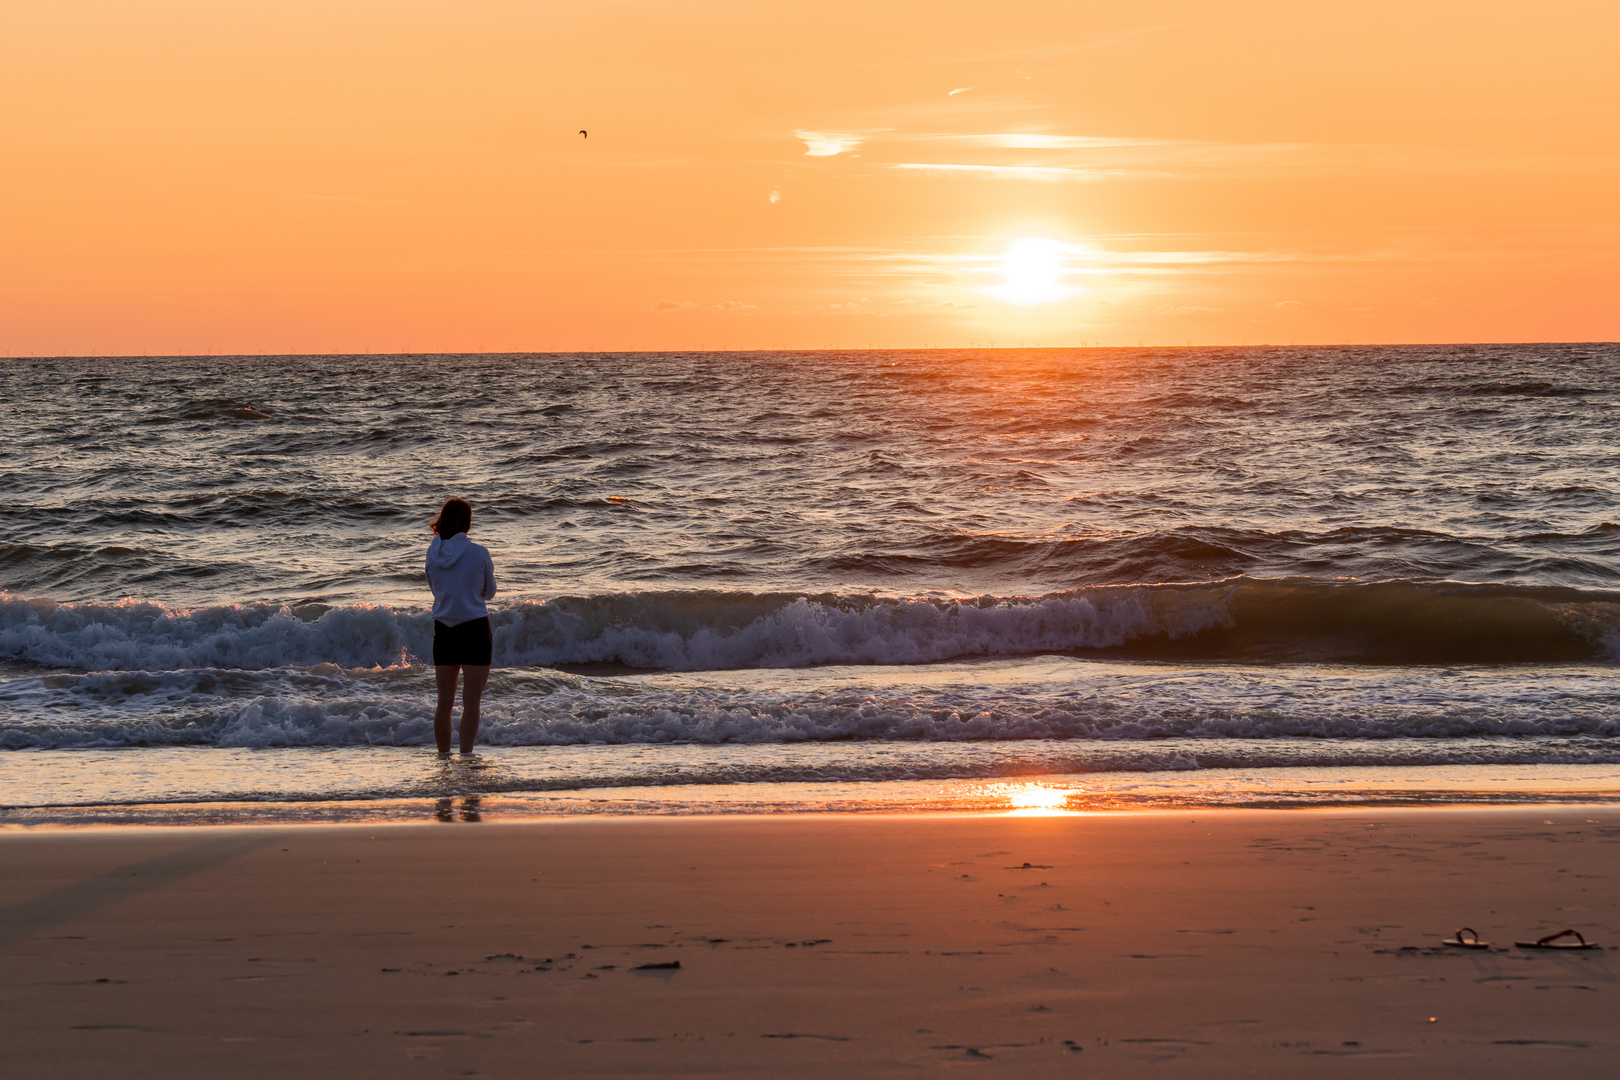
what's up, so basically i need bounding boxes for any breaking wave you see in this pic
[4,658,1620,750]
[3,578,1618,675]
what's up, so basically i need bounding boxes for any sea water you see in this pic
[3,345,1618,822]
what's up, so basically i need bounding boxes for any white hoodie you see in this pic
[425,532,497,626]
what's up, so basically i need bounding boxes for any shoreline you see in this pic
[15,799,1620,835]
[2,807,1615,1076]
[6,759,1620,829]
[7,798,1620,831]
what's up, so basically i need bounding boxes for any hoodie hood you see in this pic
[427,532,471,569]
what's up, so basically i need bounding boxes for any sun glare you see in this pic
[988,239,1076,306]
[1002,782,1079,815]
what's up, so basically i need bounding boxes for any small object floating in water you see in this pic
[1442,927,1490,949]
[634,961,681,970]
[1515,929,1601,950]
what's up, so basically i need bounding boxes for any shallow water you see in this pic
[5,752,1618,826]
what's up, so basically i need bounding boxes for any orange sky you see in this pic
[2,0,1617,353]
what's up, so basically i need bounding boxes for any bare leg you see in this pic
[459,665,490,754]
[433,665,461,754]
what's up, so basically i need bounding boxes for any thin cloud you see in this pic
[1157,305,1224,315]
[818,123,1571,181]
[649,299,697,312]
[938,133,1166,149]
[891,162,1154,182]
[793,118,1482,182]
[947,87,973,96]
[894,299,975,310]
[713,300,757,312]
[794,130,865,157]
[888,131,1316,170]
[1273,300,1304,309]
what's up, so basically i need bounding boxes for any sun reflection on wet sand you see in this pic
[995,782,1083,816]
[7,763,1620,827]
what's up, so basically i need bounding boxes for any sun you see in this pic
[989,238,1076,306]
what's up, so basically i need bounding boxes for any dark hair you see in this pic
[431,498,472,538]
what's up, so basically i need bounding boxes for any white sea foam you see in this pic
[4,656,1618,750]
[0,595,422,671]
[0,587,1232,672]
[5,579,1616,676]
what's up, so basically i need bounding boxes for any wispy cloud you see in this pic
[893,299,975,309]
[649,298,757,313]
[890,162,1156,182]
[778,123,1332,183]
[934,133,1166,149]
[790,122,1579,184]
[793,130,865,157]
[885,131,1317,173]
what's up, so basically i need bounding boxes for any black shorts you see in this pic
[433,617,492,666]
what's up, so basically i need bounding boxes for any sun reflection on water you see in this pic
[997,781,1082,816]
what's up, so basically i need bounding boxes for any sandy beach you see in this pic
[2,807,1616,1077]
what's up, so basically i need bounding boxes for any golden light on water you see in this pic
[1000,781,1081,815]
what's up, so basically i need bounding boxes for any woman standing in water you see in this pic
[425,498,497,754]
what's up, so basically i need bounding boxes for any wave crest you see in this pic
[2,578,1617,674]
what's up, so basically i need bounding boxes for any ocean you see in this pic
[3,345,1619,823]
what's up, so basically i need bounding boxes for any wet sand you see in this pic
[1,808,1616,1077]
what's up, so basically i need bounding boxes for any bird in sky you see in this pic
[579,130,588,139]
